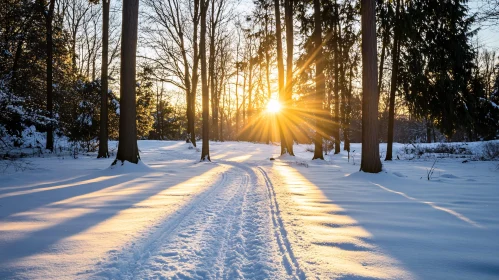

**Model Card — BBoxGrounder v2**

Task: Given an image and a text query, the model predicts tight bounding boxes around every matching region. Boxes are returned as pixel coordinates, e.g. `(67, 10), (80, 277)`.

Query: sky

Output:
(469, 0), (499, 50)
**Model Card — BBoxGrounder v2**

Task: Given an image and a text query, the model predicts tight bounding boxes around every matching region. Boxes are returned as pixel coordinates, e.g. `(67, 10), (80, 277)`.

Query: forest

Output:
(1, 1), (499, 279)
(1, 0), (499, 167)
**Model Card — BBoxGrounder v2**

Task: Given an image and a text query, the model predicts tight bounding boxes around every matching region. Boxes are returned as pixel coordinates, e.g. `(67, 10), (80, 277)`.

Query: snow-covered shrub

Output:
(399, 142), (474, 160)
(0, 77), (54, 156)
(429, 143), (472, 155)
(481, 142), (499, 161)
(60, 79), (119, 153)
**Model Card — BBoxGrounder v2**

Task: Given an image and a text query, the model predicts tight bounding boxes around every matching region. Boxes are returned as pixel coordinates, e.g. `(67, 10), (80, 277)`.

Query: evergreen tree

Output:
(403, 0), (478, 139)
(136, 67), (155, 139)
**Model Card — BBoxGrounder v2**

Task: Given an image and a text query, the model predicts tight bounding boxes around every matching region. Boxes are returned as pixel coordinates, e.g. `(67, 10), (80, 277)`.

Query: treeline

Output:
(1, 0), (499, 162)
(0, 0), (184, 155)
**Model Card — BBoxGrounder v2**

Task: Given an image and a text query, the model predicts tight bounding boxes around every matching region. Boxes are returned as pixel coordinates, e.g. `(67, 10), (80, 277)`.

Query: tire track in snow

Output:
(257, 166), (306, 280)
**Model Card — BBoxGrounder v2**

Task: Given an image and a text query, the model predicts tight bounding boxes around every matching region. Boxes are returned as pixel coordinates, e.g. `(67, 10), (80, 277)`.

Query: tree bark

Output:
(200, 0), (211, 161)
(312, 0), (324, 160)
(190, 0), (200, 147)
(333, 1), (341, 154)
(385, 0), (401, 161)
(42, 0), (56, 152)
(360, 0), (382, 173)
(284, 0), (294, 155)
(114, 0), (140, 164)
(274, 0), (286, 154)
(344, 60), (353, 152)
(209, 0), (218, 141)
(378, 20), (389, 100)
(98, 0), (110, 158)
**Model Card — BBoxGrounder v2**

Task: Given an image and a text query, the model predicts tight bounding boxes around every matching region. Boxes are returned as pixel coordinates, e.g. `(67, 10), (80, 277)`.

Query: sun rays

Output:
(236, 97), (339, 144)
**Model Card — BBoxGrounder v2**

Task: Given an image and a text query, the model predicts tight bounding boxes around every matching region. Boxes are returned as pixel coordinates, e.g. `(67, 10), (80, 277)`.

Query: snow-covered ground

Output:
(0, 141), (498, 279)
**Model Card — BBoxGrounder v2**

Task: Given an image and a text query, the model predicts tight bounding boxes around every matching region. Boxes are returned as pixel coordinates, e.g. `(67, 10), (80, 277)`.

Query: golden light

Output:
(266, 99), (282, 113)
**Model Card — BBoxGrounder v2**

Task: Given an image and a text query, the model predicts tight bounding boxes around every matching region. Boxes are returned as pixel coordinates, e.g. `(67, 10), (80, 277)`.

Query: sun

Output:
(266, 99), (282, 113)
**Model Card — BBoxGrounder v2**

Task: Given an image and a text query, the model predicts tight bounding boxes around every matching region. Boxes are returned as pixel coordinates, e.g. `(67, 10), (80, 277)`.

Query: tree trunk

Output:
(209, 0), (218, 141)
(187, 0), (200, 147)
(360, 0), (382, 173)
(200, 0), (210, 161)
(333, 1), (341, 154)
(378, 22), (389, 100)
(312, 0), (324, 160)
(114, 0), (140, 164)
(284, 0), (294, 155)
(43, 0), (56, 152)
(235, 36), (240, 139)
(98, 0), (110, 158)
(344, 58), (353, 152)
(385, 0), (401, 161)
(274, 0), (286, 154)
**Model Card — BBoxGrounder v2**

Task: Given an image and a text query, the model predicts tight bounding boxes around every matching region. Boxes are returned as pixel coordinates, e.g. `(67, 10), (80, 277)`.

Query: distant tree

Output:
(114, 0), (140, 164)
(360, 0), (382, 173)
(136, 67), (155, 139)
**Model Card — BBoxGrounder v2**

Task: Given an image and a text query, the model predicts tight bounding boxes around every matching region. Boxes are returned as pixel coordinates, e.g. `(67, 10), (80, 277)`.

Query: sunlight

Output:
(266, 99), (281, 113)
(0, 165), (231, 276)
(271, 163), (413, 279)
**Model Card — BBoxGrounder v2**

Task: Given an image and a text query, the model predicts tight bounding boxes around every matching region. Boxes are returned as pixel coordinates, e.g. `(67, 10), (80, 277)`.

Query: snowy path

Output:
(100, 162), (293, 279)
(1, 141), (499, 279)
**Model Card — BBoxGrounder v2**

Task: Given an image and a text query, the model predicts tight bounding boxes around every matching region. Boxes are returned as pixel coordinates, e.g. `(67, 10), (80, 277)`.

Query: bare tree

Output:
(143, 0), (201, 146)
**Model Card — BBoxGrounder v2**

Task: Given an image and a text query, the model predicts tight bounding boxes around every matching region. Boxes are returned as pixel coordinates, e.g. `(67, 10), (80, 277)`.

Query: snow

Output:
(480, 97), (499, 109)
(0, 141), (498, 279)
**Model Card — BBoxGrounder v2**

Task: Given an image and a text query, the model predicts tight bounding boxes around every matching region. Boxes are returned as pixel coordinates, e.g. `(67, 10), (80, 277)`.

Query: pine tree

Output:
(136, 67), (155, 139)
(403, 0), (478, 139)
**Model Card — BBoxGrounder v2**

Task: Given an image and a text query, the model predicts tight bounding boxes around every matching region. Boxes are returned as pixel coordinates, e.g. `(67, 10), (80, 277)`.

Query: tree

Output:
(312, 0), (324, 160)
(385, 0), (401, 161)
(200, 0), (211, 161)
(403, 0), (478, 140)
(98, 0), (110, 158)
(114, 0), (140, 164)
(274, 0), (286, 154)
(143, 0), (200, 146)
(38, 0), (56, 151)
(284, 0), (295, 155)
(136, 66), (155, 139)
(360, 0), (382, 173)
